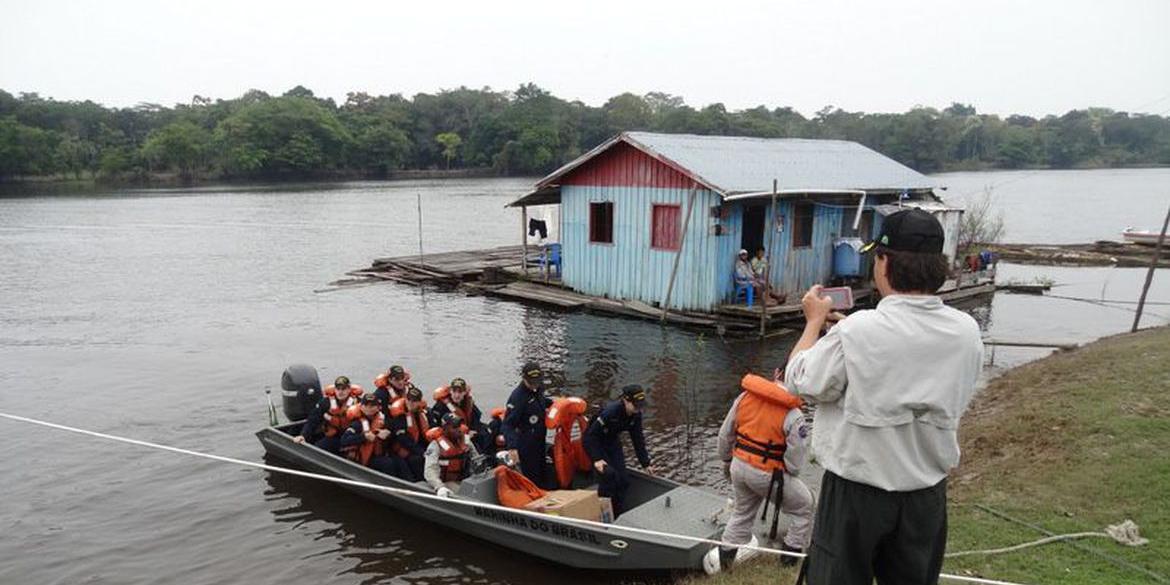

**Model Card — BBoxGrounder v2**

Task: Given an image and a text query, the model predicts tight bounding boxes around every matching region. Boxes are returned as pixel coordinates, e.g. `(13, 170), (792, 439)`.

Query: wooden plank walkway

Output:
(350, 246), (999, 334)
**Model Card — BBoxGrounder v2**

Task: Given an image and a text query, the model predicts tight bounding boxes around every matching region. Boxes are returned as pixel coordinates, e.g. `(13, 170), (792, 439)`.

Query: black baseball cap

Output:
(450, 377), (468, 390)
(387, 365), (406, 379)
(360, 394), (379, 405)
(620, 384), (646, 406)
(522, 361), (542, 381)
(442, 412), (464, 428)
(860, 209), (945, 254)
(334, 375), (351, 387)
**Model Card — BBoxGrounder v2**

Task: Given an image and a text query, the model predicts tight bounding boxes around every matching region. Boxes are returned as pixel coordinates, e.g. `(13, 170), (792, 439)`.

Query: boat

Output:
(1122, 227), (1166, 246)
(256, 364), (731, 572)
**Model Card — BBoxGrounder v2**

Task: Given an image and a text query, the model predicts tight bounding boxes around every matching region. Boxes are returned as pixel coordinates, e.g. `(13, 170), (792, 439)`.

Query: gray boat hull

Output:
(256, 424), (728, 571)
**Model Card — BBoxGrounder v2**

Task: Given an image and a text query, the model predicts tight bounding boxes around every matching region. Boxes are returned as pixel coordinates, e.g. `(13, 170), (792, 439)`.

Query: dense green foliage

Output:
(1, 85), (1168, 181)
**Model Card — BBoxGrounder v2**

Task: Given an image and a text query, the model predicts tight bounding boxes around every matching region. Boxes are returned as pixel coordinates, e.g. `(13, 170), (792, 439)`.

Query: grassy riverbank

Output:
(684, 325), (1170, 585)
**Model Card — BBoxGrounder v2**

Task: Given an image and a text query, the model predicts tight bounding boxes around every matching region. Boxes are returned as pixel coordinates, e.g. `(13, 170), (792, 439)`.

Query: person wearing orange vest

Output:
(429, 377), (488, 452)
(372, 364), (412, 412)
(388, 386), (430, 481)
(339, 394), (390, 465)
(293, 375), (364, 455)
(423, 413), (481, 497)
(583, 385), (651, 516)
(485, 407), (507, 467)
(703, 373), (813, 575)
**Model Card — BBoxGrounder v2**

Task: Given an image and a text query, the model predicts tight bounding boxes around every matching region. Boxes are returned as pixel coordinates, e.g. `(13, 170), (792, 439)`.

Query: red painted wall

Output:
(561, 142), (693, 188)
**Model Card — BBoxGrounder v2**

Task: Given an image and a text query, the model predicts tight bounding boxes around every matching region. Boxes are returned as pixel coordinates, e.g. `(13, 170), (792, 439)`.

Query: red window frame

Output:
(589, 202), (614, 244)
(650, 203), (682, 250)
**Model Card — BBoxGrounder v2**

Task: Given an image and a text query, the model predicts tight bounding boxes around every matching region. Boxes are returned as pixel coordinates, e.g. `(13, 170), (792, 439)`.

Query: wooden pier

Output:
(343, 246), (999, 334)
(985, 241), (1170, 268)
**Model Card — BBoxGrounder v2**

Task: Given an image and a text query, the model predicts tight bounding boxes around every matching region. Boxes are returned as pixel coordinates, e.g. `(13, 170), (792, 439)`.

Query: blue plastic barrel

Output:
(833, 238), (863, 277)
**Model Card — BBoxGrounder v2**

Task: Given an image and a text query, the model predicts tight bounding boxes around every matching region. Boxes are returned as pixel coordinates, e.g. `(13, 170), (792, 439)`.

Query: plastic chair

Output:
(541, 243), (562, 278)
(734, 279), (754, 307)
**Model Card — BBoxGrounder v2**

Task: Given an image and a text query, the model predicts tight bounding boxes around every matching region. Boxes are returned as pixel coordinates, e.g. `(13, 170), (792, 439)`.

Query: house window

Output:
(793, 203), (814, 248)
(651, 204), (682, 250)
(589, 202), (614, 244)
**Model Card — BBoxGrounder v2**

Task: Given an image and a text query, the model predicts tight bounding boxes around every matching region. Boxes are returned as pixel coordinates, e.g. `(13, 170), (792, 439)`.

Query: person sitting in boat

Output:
(373, 364), (413, 411)
(429, 377), (489, 452)
(293, 375), (364, 454)
(388, 386), (431, 481)
(339, 394), (390, 465)
(423, 413), (480, 497)
(502, 360), (553, 488)
(703, 373), (813, 574)
(583, 384), (652, 516)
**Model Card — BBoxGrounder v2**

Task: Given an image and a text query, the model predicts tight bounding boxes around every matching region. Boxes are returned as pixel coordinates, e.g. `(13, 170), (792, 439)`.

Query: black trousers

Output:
(805, 471), (948, 585)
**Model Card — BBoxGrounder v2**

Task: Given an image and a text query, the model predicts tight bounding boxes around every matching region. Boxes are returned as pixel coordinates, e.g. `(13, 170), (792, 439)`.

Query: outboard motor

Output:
(281, 364), (321, 422)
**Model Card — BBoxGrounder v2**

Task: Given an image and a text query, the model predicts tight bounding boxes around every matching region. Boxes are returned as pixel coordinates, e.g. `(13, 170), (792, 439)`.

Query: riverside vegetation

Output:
(2, 86), (1169, 184)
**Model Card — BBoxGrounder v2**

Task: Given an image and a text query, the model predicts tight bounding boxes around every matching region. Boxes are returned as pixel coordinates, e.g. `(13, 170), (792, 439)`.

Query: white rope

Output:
(0, 411), (1027, 585)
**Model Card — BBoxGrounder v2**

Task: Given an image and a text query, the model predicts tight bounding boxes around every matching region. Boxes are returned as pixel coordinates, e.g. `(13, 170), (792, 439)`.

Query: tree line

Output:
(1, 84), (1168, 182)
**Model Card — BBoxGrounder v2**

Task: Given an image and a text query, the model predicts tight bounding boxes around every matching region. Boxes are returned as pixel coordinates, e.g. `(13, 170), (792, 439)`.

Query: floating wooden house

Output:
(508, 132), (963, 312)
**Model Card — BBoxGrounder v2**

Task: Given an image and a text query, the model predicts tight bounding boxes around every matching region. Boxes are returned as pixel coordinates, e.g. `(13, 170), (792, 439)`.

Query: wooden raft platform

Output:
(347, 246), (999, 334)
(986, 241), (1170, 268)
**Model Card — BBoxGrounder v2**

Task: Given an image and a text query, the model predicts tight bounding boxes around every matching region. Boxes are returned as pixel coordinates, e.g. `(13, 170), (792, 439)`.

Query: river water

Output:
(1, 171), (1167, 584)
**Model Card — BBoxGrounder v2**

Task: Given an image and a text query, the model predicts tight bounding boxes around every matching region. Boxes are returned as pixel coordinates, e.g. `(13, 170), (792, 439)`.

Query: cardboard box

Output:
(524, 489), (601, 521)
(598, 497), (614, 524)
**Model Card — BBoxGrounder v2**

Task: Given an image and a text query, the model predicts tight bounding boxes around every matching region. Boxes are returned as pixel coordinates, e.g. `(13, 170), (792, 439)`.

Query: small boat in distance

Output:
(1122, 227), (1167, 246)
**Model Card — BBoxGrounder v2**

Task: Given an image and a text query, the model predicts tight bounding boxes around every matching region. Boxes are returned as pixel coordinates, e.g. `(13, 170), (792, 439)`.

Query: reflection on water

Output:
(1, 173), (1167, 584)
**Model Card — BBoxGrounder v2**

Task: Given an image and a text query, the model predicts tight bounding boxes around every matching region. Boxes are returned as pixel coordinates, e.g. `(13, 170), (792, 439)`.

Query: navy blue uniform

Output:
(299, 397), (346, 454)
(584, 400), (651, 514)
(502, 382), (552, 487)
(388, 409), (430, 481)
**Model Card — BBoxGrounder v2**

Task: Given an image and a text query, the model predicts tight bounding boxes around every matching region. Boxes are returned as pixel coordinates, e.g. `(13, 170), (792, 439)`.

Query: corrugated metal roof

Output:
(525, 132), (936, 201)
(622, 132), (936, 195)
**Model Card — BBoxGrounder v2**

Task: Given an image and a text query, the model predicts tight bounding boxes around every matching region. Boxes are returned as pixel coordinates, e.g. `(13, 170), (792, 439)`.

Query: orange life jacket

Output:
(342, 406), (385, 466)
(425, 427), (471, 483)
(432, 385), (477, 425)
(374, 373), (409, 401)
(389, 397), (430, 457)
(321, 385), (364, 437)
(489, 407), (506, 449)
(732, 374), (804, 472)
(495, 465), (546, 509)
(545, 396), (592, 489)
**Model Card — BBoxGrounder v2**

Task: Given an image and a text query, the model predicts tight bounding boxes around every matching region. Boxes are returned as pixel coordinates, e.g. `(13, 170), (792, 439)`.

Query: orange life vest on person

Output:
(489, 407), (507, 449)
(432, 385), (478, 424)
(732, 374), (804, 472)
(342, 406), (386, 466)
(321, 385), (364, 437)
(374, 372), (409, 401)
(425, 427), (471, 483)
(389, 397), (430, 457)
(545, 396), (592, 489)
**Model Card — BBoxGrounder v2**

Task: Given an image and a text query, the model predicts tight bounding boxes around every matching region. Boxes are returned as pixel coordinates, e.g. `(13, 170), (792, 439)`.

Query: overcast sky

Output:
(2, 0), (1168, 117)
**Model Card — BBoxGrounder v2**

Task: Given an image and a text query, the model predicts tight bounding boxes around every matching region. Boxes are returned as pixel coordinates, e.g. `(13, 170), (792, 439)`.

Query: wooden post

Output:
(1131, 202), (1170, 332)
(416, 193), (425, 265)
(661, 187), (699, 322)
(760, 179), (778, 337)
(521, 205), (529, 277)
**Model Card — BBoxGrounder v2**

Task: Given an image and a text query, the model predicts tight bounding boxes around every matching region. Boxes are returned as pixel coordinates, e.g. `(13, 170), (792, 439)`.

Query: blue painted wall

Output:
(561, 185), (724, 311)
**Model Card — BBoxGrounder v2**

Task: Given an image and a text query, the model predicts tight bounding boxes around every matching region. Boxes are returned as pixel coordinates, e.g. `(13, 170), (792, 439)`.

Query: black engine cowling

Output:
(281, 364), (321, 422)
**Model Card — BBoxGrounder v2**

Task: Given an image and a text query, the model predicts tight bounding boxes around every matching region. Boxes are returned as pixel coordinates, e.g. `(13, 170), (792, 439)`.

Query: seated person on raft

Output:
(388, 386), (431, 482)
(294, 375), (364, 454)
(424, 413), (481, 497)
(429, 377), (490, 453)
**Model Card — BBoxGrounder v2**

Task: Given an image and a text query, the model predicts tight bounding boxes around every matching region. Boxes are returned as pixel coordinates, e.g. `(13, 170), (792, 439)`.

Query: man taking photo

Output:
(786, 208), (984, 585)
